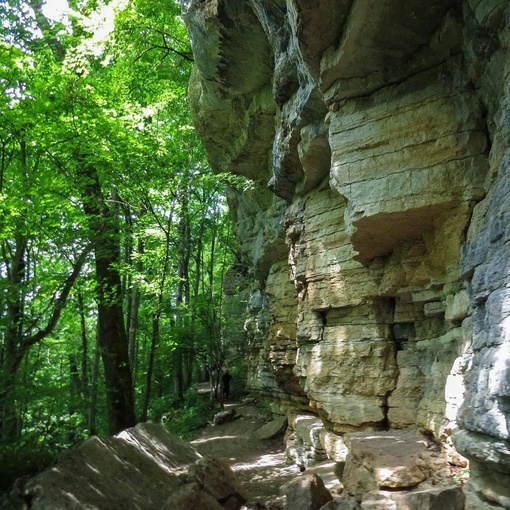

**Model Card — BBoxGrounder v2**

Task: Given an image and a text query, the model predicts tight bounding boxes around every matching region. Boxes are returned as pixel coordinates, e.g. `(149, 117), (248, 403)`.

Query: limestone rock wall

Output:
(183, 0), (510, 506)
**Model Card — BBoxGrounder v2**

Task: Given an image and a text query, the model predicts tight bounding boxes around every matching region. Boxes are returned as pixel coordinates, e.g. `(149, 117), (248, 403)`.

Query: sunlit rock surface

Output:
(1, 423), (245, 510)
(183, 0), (510, 506)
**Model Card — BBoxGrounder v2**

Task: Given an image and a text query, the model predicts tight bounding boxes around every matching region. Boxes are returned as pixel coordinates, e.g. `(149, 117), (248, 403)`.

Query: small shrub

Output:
(151, 387), (216, 440)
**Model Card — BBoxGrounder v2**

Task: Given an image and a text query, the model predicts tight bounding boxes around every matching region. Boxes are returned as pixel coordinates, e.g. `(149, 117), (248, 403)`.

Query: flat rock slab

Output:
(342, 430), (430, 500)
(214, 408), (238, 426)
(254, 416), (287, 440)
(361, 486), (465, 510)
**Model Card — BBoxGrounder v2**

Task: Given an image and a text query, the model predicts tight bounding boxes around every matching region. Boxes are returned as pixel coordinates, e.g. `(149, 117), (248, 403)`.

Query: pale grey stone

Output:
(255, 416), (288, 440)
(283, 473), (333, 510)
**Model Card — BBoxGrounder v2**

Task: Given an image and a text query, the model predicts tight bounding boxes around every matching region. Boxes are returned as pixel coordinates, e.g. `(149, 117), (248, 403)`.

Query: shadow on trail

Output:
(190, 398), (301, 507)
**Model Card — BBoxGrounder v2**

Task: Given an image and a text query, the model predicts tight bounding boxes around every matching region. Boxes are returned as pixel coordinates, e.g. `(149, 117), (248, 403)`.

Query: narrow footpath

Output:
(190, 396), (340, 509)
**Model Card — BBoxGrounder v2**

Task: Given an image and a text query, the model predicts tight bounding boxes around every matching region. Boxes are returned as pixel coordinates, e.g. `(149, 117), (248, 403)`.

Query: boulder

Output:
(254, 415), (287, 440)
(213, 408), (237, 426)
(0, 423), (245, 510)
(188, 455), (247, 509)
(361, 486), (465, 510)
(287, 414), (328, 467)
(162, 483), (224, 510)
(464, 488), (505, 510)
(319, 493), (359, 510)
(342, 431), (429, 501)
(283, 473), (333, 510)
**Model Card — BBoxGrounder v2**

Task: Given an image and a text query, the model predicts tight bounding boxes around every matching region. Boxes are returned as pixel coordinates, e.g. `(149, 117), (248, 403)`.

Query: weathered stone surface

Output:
(454, 429), (510, 473)
(213, 408), (237, 426)
(184, 0), (510, 505)
(445, 289), (470, 323)
(286, 414), (328, 467)
(342, 431), (430, 500)
(320, 431), (349, 463)
(282, 473), (333, 510)
(183, 0), (276, 181)
(188, 456), (248, 509)
(361, 486), (465, 510)
(320, 0), (460, 103)
(1, 423), (215, 510)
(245, 262), (305, 402)
(465, 488), (507, 510)
(228, 186), (288, 283)
(454, 429), (510, 507)
(320, 494), (360, 510)
(301, 339), (397, 427)
(162, 483), (224, 510)
(388, 327), (470, 436)
(456, 143), (510, 505)
(255, 415), (288, 440)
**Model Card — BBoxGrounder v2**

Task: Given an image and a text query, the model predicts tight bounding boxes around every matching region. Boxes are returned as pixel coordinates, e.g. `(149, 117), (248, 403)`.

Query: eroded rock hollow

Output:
(183, 1), (510, 507)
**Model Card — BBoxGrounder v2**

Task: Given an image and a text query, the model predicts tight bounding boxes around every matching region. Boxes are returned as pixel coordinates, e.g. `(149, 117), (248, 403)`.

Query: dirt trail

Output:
(191, 399), (298, 507)
(190, 396), (340, 508)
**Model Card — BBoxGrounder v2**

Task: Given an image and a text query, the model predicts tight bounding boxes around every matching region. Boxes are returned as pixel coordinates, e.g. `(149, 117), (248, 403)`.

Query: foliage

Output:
(0, 437), (59, 492)
(0, 0), (245, 487)
(157, 387), (216, 441)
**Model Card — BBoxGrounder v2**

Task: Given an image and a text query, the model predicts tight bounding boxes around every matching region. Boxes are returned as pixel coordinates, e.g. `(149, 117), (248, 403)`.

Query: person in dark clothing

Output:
(222, 370), (233, 399)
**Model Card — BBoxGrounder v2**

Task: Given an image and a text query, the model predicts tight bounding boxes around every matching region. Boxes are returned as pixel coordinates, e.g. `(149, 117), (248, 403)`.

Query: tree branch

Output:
(21, 242), (93, 350)
(133, 27), (194, 63)
(28, 0), (66, 61)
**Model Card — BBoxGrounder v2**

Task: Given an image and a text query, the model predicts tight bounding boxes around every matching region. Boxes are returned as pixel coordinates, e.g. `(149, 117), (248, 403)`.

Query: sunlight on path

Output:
(190, 399), (302, 507)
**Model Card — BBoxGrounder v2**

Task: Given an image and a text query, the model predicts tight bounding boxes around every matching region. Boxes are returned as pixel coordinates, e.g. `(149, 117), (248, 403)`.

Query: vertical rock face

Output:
(183, 0), (510, 505)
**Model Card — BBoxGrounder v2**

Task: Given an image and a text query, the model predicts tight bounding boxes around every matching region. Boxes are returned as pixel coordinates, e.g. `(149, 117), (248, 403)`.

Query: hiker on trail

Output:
(222, 370), (233, 399)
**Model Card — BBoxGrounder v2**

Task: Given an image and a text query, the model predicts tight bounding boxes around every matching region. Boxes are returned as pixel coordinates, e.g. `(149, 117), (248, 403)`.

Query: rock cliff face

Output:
(183, 0), (510, 507)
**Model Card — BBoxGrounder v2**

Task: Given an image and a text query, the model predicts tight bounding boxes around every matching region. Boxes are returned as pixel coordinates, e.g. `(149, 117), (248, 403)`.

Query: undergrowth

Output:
(152, 386), (217, 441)
(0, 437), (59, 493)
(0, 387), (219, 494)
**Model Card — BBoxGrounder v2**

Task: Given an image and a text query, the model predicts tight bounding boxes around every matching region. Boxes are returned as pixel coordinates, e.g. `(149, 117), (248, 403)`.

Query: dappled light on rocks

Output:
(183, 0), (510, 506)
(191, 401), (305, 507)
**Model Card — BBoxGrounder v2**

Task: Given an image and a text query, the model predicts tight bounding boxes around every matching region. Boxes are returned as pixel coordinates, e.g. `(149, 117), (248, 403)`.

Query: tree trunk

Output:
(173, 349), (184, 402)
(0, 359), (22, 441)
(174, 185), (190, 402)
(29, 2), (135, 436)
(141, 311), (159, 421)
(88, 324), (101, 436)
(79, 165), (135, 435)
(77, 292), (89, 403)
(128, 238), (143, 386)
(97, 289), (135, 434)
(68, 353), (81, 442)
(183, 352), (193, 389)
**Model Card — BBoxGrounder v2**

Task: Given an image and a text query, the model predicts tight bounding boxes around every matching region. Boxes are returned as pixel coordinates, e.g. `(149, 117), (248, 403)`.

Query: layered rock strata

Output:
(183, 0), (510, 506)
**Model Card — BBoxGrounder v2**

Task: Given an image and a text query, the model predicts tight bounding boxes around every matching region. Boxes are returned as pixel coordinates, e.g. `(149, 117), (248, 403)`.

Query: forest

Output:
(0, 0), (247, 489)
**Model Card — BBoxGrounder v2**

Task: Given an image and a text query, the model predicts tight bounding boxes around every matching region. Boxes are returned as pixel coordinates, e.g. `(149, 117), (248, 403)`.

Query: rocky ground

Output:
(190, 388), (468, 510)
(191, 399), (299, 508)
(0, 389), (470, 510)
(190, 397), (342, 508)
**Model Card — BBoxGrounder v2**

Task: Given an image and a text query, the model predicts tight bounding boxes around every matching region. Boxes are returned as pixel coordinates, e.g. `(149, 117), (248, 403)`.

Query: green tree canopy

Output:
(0, 0), (246, 488)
